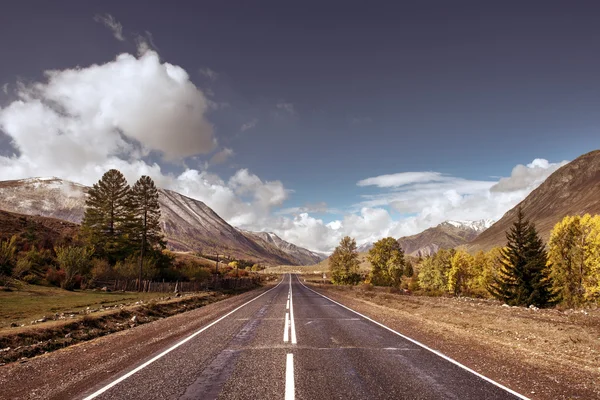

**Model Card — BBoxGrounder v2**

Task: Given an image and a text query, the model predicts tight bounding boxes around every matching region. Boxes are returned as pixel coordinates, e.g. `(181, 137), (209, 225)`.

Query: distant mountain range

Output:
(469, 149), (600, 251)
(0, 177), (325, 266)
(357, 219), (494, 256)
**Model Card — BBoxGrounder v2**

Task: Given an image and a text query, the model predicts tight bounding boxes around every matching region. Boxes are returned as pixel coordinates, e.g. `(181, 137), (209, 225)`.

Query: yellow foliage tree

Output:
(447, 249), (474, 296)
(548, 214), (600, 305)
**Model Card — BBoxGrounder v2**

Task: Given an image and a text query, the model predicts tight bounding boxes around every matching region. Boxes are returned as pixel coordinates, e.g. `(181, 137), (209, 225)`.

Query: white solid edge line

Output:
(82, 276), (285, 400)
(285, 353), (295, 400)
(296, 276), (530, 400)
(284, 312), (290, 342)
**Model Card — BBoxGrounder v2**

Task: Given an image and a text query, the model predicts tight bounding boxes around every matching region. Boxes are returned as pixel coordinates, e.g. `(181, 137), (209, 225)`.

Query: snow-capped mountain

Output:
(0, 177), (318, 266)
(441, 219), (495, 232)
(356, 219), (494, 257)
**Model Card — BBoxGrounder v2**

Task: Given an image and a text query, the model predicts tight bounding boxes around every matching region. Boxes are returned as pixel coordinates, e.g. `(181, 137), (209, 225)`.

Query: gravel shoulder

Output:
(308, 283), (600, 400)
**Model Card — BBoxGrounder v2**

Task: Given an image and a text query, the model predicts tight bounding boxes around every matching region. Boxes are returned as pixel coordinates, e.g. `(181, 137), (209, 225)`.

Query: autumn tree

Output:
(447, 249), (474, 296)
(82, 169), (131, 263)
(130, 175), (165, 287)
(417, 248), (455, 293)
(329, 236), (361, 285)
(488, 208), (556, 307)
(548, 214), (600, 305)
(368, 237), (406, 287)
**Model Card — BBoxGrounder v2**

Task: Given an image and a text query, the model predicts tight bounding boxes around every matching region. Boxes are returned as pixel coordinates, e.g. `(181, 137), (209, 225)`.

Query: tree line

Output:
(329, 208), (600, 308)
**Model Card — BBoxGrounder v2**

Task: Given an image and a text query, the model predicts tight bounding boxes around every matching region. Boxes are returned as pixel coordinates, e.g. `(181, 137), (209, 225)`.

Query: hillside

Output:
(240, 231), (324, 265)
(0, 178), (316, 265)
(469, 150), (600, 251)
(0, 209), (78, 250)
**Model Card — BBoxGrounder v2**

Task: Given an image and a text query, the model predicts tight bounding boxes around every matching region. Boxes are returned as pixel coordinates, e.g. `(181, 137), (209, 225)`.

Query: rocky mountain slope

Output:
(356, 220), (492, 257)
(0, 177), (317, 265)
(240, 230), (324, 265)
(469, 149), (600, 251)
(397, 220), (493, 256)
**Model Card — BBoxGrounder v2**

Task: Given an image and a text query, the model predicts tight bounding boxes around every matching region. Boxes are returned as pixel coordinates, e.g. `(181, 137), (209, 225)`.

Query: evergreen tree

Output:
(367, 237), (406, 287)
(329, 236), (361, 285)
(81, 169), (131, 263)
(488, 208), (556, 307)
(130, 176), (165, 287)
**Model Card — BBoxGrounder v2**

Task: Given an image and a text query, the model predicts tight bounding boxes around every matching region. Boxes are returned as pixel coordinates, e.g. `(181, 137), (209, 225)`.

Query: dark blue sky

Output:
(0, 1), (598, 249)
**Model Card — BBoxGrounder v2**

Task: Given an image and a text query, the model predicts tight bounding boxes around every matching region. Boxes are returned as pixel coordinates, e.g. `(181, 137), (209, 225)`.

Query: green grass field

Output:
(0, 284), (166, 329)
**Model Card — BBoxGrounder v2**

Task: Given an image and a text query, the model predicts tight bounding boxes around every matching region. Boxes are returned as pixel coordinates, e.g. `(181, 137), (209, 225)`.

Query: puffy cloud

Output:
(0, 50), (215, 165)
(209, 148), (234, 165)
(490, 158), (568, 192)
(94, 13), (124, 41)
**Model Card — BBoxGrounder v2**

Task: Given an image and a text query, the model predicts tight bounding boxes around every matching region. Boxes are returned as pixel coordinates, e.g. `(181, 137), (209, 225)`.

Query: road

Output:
(71, 274), (527, 400)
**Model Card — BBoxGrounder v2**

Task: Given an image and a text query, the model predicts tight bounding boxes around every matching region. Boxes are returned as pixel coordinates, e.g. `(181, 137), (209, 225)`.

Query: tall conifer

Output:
(130, 176), (165, 286)
(488, 208), (556, 307)
(82, 169), (131, 263)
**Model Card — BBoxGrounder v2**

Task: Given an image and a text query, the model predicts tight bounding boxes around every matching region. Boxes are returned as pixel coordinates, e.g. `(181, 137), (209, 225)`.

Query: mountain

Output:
(0, 177), (316, 265)
(240, 230), (325, 265)
(397, 219), (494, 257)
(355, 220), (493, 257)
(469, 150), (600, 251)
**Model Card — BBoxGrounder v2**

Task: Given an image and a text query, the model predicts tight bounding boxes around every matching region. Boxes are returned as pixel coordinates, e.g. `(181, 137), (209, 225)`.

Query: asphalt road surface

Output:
(79, 274), (528, 400)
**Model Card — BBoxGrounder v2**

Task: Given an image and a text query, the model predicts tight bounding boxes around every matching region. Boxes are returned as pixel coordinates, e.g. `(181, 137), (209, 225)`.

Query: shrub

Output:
(12, 258), (33, 279)
(46, 268), (66, 287)
(114, 255), (158, 280)
(55, 246), (93, 290)
(23, 273), (40, 284)
(0, 236), (18, 275)
(90, 259), (114, 283)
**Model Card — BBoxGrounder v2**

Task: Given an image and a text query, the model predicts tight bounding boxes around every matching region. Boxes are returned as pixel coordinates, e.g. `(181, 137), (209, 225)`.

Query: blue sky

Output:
(0, 1), (598, 251)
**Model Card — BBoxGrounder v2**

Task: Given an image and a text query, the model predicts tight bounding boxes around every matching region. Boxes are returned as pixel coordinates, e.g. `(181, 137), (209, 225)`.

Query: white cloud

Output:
(209, 148), (234, 165)
(94, 13), (125, 41)
(490, 158), (568, 192)
(240, 119), (258, 132)
(199, 68), (218, 81)
(2, 84), (8, 95)
(276, 102), (295, 115)
(0, 50), (215, 164)
(357, 171), (446, 188)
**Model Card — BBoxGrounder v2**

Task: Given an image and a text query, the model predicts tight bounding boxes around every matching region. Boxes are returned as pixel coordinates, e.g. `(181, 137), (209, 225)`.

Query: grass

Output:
(0, 283), (166, 329)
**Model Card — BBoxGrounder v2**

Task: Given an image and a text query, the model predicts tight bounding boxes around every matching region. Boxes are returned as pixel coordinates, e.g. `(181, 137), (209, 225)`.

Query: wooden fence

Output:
(92, 276), (260, 293)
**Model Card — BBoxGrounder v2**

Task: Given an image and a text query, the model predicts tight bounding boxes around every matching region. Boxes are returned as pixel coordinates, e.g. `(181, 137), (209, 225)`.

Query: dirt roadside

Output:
(0, 284), (273, 400)
(307, 283), (600, 400)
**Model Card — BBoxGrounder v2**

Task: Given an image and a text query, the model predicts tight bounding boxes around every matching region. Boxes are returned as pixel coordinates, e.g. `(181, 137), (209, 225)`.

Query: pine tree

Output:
(488, 208), (556, 307)
(329, 236), (361, 285)
(82, 169), (131, 263)
(130, 176), (165, 287)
